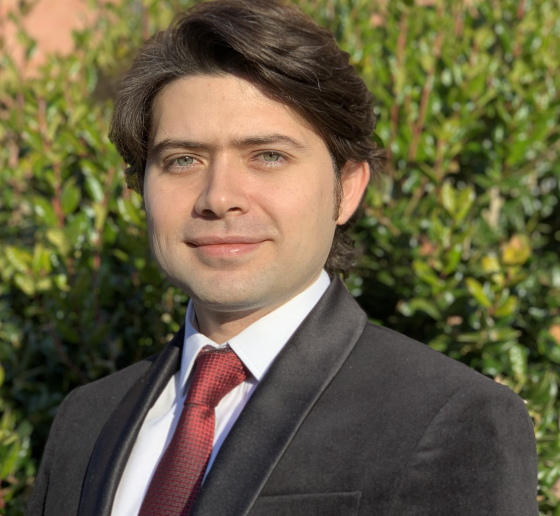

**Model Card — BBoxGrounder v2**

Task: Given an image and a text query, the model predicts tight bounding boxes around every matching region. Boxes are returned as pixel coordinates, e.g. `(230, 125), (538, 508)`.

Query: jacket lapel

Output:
(192, 277), (368, 516)
(78, 326), (184, 516)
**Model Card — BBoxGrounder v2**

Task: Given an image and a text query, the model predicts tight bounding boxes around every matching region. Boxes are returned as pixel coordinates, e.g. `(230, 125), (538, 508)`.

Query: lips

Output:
(186, 236), (267, 258)
(187, 236), (265, 246)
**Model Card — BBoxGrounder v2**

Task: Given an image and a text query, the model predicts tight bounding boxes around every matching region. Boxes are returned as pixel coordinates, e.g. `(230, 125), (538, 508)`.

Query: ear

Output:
(336, 161), (370, 225)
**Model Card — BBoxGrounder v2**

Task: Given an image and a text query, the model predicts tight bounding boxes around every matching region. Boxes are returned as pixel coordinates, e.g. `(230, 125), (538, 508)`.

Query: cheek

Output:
(144, 194), (169, 236)
(259, 171), (335, 241)
(144, 172), (163, 224)
(144, 174), (189, 230)
(144, 192), (169, 257)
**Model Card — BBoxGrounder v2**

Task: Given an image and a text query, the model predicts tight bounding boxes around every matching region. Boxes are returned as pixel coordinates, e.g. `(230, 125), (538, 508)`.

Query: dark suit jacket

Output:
(25, 278), (538, 516)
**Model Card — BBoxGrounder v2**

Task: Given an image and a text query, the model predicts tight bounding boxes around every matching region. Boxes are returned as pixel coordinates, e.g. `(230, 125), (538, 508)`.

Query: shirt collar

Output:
(180, 269), (331, 392)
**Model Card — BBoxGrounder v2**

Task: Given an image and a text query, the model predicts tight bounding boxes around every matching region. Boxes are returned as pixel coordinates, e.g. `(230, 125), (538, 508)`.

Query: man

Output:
(26, 1), (538, 515)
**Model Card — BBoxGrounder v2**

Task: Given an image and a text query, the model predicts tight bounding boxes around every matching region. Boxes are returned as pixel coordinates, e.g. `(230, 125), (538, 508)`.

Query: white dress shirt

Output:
(111, 270), (330, 516)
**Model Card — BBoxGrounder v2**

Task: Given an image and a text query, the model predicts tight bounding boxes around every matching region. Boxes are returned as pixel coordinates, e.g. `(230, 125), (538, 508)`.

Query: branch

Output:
(386, 10), (409, 165)
(52, 162), (65, 227)
(403, 176), (429, 218)
(91, 166), (115, 322)
(38, 97), (64, 227)
(408, 29), (443, 163)
(513, 0), (526, 59)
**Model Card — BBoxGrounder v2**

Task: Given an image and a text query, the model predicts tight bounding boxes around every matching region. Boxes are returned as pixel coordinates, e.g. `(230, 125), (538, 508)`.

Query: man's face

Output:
(145, 74), (356, 315)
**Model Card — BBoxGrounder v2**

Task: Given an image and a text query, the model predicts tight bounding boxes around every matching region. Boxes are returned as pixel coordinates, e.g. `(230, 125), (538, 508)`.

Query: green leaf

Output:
(413, 261), (443, 290)
(481, 255), (500, 274)
(68, 103), (89, 126)
(102, 217), (119, 246)
(454, 186), (475, 223)
(0, 441), (21, 478)
(501, 234), (532, 266)
(54, 274), (70, 292)
(85, 176), (104, 203)
(23, 129), (44, 153)
(66, 212), (89, 247)
(32, 196), (59, 226)
(409, 298), (442, 320)
(112, 249), (129, 262)
(14, 273), (35, 297)
(61, 177), (81, 214)
(457, 332), (486, 343)
(372, 131), (384, 149)
(117, 198), (144, 226)
(428, 334), (449, 352)
(528, 370), (557, 406)
(494, 296), (518, 318)
(35, 276), (53, 292)
(32, 243), (52, 275)
(465, 278), (492, 308)
(46, 228), (72, 256)
(488, 328), (521, 342)
(508, 344), (527, 383)
(441, 181), (456, 216)
(5, 246), (32, 274)
(93, 203), (108, 231)
(443, 243), (462, 275)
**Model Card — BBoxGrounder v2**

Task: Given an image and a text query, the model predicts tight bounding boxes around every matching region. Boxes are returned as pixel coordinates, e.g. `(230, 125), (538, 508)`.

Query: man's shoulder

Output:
(352, 321), (521, 404)
(57, 353), (158, 421)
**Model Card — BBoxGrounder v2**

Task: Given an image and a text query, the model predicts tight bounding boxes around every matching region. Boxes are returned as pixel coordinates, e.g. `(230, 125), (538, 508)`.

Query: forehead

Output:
(149, 74), (323, 147)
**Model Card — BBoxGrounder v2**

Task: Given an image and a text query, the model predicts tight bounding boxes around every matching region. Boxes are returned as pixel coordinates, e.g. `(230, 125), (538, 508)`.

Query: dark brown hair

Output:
(110, 0), (385, 276)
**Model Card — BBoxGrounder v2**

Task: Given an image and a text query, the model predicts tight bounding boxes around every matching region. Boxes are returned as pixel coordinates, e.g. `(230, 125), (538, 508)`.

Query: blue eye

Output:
(175, 156), (194, 166)
(262, 152), (281, 162)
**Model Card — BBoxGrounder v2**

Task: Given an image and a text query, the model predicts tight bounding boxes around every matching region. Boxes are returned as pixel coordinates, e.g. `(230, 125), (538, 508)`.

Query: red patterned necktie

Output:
(139, 347), (249, 516)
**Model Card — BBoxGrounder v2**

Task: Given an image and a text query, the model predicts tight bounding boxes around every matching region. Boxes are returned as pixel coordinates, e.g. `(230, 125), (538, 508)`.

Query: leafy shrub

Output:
(1, 0), (559, 514)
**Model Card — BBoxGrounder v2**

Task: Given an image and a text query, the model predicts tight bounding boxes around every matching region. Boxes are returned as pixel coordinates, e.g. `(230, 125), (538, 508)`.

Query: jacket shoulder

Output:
(65, 354), (157, 411)
(358, 321), (511, 395)
(357, 324), (538, 515)
(24, 354), (159, 516)
(331, 322), (537, 515)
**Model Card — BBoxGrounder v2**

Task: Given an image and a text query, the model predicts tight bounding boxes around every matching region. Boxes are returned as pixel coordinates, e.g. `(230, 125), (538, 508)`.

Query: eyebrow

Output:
(233, 134), (306, 149)
(147, 133), (307, 160)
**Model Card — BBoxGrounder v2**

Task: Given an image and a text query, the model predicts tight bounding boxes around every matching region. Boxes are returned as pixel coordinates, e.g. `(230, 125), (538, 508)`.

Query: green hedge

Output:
(1, 0), (559, 514)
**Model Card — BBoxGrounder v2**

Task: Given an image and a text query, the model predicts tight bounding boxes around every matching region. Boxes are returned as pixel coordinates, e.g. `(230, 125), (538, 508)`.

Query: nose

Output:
(194, 159), (250, 218)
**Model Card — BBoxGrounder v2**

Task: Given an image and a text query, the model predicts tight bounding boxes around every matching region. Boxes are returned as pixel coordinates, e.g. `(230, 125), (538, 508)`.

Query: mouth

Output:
(186, 237), (267, 258)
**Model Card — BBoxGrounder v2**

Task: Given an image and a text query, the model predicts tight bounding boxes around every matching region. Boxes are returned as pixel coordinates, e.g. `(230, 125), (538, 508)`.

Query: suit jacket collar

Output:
(78, 327), (184, 516)
(78, 277), (367, 516)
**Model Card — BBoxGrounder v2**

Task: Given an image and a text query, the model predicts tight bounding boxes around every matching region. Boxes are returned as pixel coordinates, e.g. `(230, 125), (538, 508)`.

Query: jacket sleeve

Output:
(24, 388), (79, 516)
(388, 381), (538, 516)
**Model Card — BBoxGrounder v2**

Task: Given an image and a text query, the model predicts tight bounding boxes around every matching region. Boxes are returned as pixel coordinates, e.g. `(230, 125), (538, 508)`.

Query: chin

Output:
(171, 268), (278, 313)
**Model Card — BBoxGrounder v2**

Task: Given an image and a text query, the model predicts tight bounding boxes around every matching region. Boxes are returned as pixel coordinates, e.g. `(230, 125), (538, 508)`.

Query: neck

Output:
(192, 303), (282, 345)
(191, 272), (323, 344)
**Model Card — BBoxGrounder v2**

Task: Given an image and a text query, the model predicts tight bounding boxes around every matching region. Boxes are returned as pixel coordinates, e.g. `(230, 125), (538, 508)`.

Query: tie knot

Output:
(186, 347), (249, 409)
